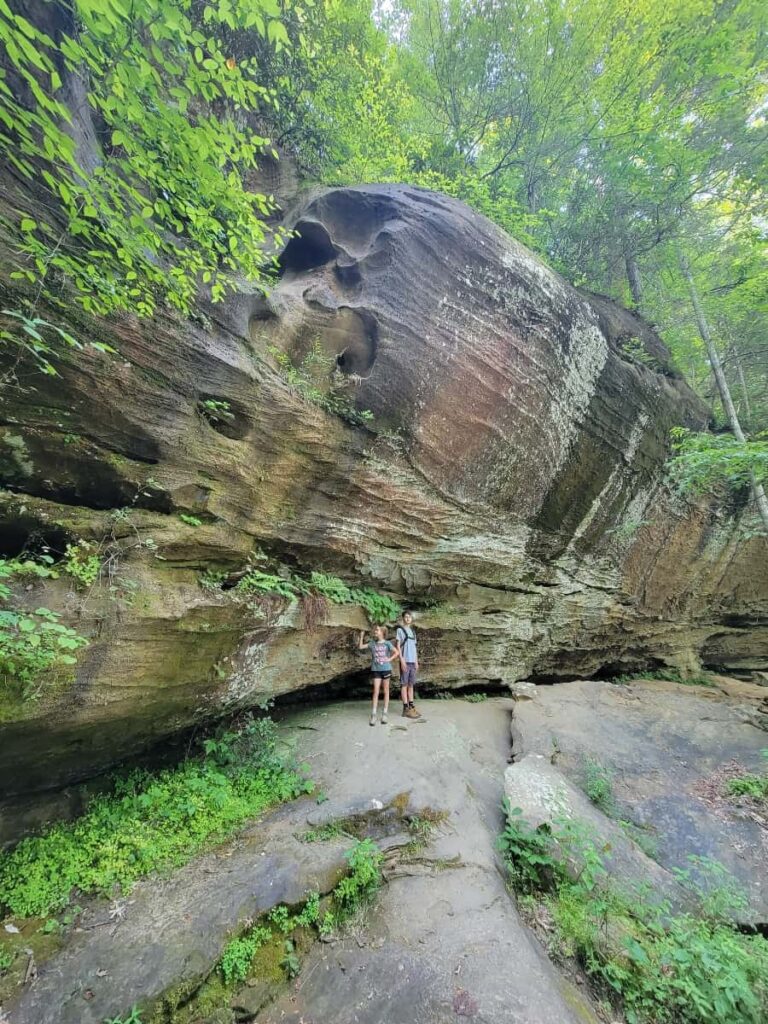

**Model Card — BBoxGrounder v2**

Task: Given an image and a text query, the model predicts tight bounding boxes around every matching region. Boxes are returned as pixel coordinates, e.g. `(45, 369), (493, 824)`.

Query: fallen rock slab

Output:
(510, 678), (768, 922)
(5, 800), (350, 1024)
(504, 754), (692, 911)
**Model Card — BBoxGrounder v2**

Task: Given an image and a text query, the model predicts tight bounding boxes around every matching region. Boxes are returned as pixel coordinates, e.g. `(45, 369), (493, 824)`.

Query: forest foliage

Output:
(0, 0), (766, 483)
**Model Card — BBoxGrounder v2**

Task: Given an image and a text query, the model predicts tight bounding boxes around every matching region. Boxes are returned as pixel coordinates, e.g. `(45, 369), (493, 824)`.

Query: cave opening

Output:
(0, 513), (72, 561)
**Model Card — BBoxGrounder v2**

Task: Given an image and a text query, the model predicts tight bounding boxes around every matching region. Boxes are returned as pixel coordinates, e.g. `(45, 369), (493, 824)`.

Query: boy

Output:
(396, 611), (421, 719)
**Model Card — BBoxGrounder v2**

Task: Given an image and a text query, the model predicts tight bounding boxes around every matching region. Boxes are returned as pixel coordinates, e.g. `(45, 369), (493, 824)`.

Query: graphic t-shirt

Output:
(368, 640), (395, 673)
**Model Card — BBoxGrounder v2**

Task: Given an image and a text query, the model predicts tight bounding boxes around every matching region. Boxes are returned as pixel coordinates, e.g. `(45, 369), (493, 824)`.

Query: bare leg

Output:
(382, 679), (390, 714)
(371, 676), (381, 715)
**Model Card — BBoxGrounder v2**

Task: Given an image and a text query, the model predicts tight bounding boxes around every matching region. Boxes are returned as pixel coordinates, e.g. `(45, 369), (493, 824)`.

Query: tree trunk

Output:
(625, 250), (643, 308)
(731, 343), (753, 428)
(679, 250), (768, 532)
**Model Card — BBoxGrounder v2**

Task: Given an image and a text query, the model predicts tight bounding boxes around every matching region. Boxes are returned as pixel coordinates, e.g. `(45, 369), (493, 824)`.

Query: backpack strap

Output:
(397, 626), (414, 648)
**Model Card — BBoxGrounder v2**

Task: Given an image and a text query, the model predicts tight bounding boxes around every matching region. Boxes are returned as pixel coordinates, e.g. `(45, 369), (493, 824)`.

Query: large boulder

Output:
(509, 677), (768, 922)
(1, 180), (767, 825)
(504, 754), (691, 912)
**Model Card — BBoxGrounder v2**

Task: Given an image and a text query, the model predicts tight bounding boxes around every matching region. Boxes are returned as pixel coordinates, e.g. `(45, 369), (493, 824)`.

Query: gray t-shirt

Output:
(368, 640), (395, 673)
(396, 626), (417, 663)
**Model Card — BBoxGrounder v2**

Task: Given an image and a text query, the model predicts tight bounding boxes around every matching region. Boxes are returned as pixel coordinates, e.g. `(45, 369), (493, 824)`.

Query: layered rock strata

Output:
(1, 183), (766, 814)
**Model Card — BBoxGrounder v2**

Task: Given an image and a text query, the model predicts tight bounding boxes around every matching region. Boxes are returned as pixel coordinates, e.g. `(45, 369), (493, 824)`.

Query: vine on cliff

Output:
(0, 0), (302, 377)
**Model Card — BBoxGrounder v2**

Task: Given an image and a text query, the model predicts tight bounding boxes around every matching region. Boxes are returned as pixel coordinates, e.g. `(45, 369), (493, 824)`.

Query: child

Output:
(357, 625), (400, 726)
(396, 611), (421, 719)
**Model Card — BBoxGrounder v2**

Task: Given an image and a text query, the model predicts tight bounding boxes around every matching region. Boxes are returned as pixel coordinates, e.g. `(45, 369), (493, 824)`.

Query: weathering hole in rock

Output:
(278, 220), (337, 274)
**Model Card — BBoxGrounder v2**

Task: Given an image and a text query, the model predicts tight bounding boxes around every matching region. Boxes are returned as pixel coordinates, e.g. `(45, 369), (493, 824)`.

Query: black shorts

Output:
(371, 671), (391, 681)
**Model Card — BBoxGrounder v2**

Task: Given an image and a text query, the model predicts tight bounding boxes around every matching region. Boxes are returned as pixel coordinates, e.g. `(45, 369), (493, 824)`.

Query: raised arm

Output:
(356, 629), (368, 651)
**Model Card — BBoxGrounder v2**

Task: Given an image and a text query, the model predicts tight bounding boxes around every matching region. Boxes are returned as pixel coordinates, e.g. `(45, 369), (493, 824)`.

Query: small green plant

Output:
(236, 569), (299, 602)
(178, 513), (203, 527)
(0, 555), (89, 703)
(608, 516), (650, 540)
(63, 541), (101, 588)
(219, 890), (320, 985)
(498, 805), (559, 891)
(269, 342), (374, 428)
(610, 668), (714, 688)
(301, 821), (347, 843)
(226, 564), (400, 624)
(0, 555), (58, 598)
(727, 774), (768, 801)
(583, 756), (615, 814)
(281, 938), (301, 978)
(619, 336), (665, 371)
(0, 948), (14, 971)
(199, 569), (228, 591)
(219, 924), (271, 984)
(104, 1009), (143, 1024)
(464, 692), (488, 703)
(199, 398), (235, 425)
(316, 838), (384, 938)
(333, 839), (383, 913)
(619, 819), (658, 860)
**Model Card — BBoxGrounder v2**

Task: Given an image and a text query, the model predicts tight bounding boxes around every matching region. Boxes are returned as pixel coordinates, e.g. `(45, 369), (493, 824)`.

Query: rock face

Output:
(1, 181), (767, 820)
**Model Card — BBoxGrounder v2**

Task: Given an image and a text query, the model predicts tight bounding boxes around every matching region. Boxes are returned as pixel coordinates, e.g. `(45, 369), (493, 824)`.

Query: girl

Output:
(358, 626), (400, 726)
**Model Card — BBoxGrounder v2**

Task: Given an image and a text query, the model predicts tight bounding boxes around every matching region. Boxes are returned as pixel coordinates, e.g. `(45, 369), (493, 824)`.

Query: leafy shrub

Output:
(464, 692), (488, 703)
(499, 806), (768, 1024)
(0, 606), (88, 697)
(668, 428), (768, 498)
(62, 542), (101, 589)
(498, 806), (558, 891)
(0, 556), (89, 701)
(0, 716), (311, 918)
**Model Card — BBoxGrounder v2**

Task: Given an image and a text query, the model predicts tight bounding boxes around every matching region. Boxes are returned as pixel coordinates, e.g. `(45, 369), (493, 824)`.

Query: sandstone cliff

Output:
(1, 182), (766, 816)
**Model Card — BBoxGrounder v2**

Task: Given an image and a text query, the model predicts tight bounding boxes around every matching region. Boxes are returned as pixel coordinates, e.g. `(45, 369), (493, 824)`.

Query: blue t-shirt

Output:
(396, 626), (417, 663)
(368, 640), (395, 673)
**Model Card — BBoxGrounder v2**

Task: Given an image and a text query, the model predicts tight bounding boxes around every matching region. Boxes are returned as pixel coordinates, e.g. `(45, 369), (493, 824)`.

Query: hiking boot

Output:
(409, 704), (422, 718)
(381, 711), (388, 725)
(405, 706), (421, 719)
(369, 713), (376, 726)
(401, 706), (411, 717)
